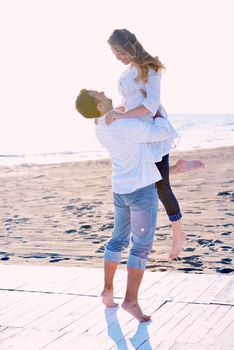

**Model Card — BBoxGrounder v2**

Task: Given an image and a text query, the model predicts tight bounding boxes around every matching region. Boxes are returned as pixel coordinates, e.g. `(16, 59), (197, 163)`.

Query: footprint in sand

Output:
(182, 255), (203, 268)
(220, 258), (232, 265)
(100, 224), (114, 231)
(1, 256), (10, 261)
(96, 245), (106, 253)
(64, 229), (77, 234)
(197, 239), (213, 246)
(49, 257), (70, 263)
(221, 245), (232, 251)
(177, 267), (203, 273)
(216, 267), (234, 274)
(213, 240), (223, 244)
(217, 191), (232, 196)
(221, 231), (232, 236)
(92, 240), (101, 244)
(183, 247), (196, 252)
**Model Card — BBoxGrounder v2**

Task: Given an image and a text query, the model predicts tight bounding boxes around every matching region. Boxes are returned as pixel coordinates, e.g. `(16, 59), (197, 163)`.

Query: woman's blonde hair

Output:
(108, 28), (165, 83)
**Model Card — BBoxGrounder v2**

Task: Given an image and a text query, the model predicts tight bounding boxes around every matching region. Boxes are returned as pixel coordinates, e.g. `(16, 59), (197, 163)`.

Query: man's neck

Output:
(100, 105), (113, 115)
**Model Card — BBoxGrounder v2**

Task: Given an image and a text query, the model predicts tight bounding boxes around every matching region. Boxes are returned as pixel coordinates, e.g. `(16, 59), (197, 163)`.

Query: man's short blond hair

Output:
(75, 89), (101, 118)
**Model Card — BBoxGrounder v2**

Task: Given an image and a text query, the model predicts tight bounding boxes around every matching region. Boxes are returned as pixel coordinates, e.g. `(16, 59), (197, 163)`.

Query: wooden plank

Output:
(88, 299), (165, 339)
(195, 275), (233, 304)
(0, 328), (63, 350)
(174, 304), (219, 343)
(148, 303), (206, 348)
(0, 265), (29, 290)
(140, 272), (188, 301)
(0, 290), (29, 313)
(201, 307), (234, 345)
(156, 272), (198, 302)
(148, 340), (223, 349)
(216, 320), (234, 346)
(0, 326), (24, 343)
(178, 305), (231, 344)
(212, 279), (234, 306)
(172, 274), (218, 303)
(60, 268), (106, 295)
(0, 292), (73, 328)
(42, 334), (113, 350)
(83, 269), (126, 297)
(31, 296), (102, 332)
(0, 266), (234, 350)
(99, 302), (186, 350)
(29, 295), (90, 330)
(0, 264), (80, 293)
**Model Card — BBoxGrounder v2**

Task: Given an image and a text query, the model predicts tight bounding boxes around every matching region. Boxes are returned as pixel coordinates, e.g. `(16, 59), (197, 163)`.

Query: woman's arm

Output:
(105, 104), (150, 125)
(105, 70), (161, 125)
(114, 106), (125, 112)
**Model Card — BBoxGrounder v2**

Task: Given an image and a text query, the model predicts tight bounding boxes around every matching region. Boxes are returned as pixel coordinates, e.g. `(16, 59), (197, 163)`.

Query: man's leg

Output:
(101, 260), (119, 307)
(101, 192), (131, 307)
(122, 184), (157, 322)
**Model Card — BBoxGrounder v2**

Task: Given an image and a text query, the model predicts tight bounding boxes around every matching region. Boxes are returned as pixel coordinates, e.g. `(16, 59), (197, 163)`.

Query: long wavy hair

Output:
(108, 28), (165, 83)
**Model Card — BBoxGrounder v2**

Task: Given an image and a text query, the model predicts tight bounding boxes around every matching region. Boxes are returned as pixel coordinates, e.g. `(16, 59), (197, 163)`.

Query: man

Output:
(75, 89), (204, 322)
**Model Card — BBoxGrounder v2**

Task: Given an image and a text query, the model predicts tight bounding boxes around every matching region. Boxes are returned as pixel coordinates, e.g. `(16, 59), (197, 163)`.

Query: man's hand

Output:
(105, 110), (122, 125)
(94, 118), (99, 125)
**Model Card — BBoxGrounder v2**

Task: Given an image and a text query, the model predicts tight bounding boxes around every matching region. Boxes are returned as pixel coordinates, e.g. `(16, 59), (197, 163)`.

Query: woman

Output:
(105, 28), (186, 260)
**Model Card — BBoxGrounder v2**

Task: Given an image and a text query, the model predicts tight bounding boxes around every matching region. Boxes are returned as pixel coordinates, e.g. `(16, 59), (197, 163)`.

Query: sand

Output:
(0, 146), (233, 274)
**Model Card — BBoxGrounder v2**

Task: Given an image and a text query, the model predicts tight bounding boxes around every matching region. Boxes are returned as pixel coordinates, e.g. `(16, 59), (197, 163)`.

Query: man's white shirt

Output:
(95, 116), (176, 194)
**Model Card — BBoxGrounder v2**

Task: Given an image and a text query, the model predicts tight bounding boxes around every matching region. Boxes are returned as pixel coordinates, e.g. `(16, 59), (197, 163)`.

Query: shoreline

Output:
(0, 146), (233, 274)
(0, 145), (234, 168)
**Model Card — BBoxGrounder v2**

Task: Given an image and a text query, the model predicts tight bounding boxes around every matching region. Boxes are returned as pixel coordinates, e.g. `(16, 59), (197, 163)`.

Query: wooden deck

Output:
(0, 264), (233, 349)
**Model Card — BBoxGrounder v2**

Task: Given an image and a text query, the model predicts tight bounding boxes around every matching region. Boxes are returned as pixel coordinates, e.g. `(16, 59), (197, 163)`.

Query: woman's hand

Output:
(105, 110), (123, 125)
(114, 106), (125, 112)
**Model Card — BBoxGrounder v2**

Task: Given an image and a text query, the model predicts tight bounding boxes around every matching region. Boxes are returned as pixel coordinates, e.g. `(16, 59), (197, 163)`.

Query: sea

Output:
(0, 114), (234, 166)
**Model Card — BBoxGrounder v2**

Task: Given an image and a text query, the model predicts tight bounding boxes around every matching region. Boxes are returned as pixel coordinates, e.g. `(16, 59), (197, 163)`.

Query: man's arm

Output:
(123, 118), (171, 143)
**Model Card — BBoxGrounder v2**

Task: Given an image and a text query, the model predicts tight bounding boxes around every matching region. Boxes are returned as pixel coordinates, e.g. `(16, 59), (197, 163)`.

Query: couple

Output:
(75, 29), (204, 322)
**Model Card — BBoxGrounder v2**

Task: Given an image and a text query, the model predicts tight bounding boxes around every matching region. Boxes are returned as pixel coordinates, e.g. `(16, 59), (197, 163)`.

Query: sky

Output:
(0, 0), (233, 144)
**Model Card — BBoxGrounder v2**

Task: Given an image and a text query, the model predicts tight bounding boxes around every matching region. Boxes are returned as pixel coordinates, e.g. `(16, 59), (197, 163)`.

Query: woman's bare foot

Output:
(101, 289), (118, 308)
(175, 159), (205, 174)
(122, 300), (151, 322)
(169, 231), (187, 260)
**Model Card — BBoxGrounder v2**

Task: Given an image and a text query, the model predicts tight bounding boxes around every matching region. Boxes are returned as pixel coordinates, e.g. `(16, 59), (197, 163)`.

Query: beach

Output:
(0, 146), (233, 274)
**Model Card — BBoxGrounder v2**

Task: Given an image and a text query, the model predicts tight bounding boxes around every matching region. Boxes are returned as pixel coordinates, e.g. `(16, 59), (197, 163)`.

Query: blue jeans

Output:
(104, 184), (158, 270)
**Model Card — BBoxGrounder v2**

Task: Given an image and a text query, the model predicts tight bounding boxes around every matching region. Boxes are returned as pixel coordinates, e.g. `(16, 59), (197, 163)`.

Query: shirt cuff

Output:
(142, 99), (159, 115)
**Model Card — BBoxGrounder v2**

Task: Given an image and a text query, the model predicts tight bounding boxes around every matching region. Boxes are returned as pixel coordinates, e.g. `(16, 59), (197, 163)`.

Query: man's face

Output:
(88, 90), (112, 109)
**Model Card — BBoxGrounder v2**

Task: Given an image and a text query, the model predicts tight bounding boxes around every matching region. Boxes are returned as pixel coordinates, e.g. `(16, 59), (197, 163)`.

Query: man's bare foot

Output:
(169, 231), (187, 260)
(175, 159), (205, 174)
(101, 289), (118, 308)
(122, 300), (151, 322)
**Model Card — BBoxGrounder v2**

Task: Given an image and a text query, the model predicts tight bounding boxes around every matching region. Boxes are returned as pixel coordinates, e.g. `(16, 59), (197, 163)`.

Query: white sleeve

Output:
(123, 118), (170, 143)
(141, 70), (161, 115)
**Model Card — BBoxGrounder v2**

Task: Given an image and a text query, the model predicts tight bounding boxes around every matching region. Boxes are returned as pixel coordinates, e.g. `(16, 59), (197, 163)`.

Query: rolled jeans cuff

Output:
(104, 248), (122, 263)
(127, 254), (147, 270)
(169, 212), (183, 222)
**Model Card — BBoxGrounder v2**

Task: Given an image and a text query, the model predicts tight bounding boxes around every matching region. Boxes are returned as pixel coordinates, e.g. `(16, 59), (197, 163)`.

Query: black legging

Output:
(155, 154), (182, 222)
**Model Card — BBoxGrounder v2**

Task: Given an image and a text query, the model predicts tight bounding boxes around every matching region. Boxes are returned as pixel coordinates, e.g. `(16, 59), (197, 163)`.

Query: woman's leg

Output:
(155, 154), (186, 259)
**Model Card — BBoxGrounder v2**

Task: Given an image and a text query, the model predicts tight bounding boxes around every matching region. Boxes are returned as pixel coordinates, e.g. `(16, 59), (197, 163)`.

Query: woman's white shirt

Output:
(118, 65), (180, 161)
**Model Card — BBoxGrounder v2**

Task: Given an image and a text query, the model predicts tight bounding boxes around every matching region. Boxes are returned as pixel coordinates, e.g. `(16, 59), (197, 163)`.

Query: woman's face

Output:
(111, 47), (131, 65)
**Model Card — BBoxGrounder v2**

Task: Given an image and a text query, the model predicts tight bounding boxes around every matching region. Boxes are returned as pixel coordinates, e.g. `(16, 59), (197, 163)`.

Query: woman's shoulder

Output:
(148, 66), (162, 77)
